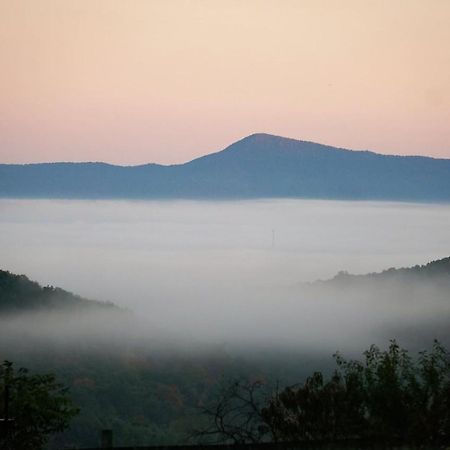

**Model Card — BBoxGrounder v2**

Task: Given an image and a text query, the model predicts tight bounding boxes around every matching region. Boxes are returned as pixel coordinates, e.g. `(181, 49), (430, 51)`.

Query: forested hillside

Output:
(0, 270), (117, 313)
(1, 257), (450, 448)
(328, 256), (450, 283)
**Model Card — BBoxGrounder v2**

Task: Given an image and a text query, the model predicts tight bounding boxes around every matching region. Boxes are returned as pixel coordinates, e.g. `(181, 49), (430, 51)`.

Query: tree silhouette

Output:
(0, 360), (79, 450)
(197, 341), (450, 445)
(192, 378), (272, 444)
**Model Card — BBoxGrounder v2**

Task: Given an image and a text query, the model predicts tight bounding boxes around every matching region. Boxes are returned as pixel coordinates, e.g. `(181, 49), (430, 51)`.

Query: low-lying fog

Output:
(1, 199), (450, 354)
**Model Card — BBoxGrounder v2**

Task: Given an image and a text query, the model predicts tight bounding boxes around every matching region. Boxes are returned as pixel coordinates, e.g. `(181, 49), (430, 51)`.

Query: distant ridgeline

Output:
(0, 270), (117, 313)
(1, 133), (450, 201)
(324, 256), (450, 286)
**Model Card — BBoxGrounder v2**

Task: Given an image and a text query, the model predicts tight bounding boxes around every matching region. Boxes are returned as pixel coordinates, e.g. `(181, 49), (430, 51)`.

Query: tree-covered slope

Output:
(0, 270), (117, 313)
(327, 256), (450, 285)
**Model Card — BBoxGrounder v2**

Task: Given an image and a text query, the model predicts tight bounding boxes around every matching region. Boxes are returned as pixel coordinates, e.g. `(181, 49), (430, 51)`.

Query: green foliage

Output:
(264, 340), (450, 444)
(262, 370), (366, 442)
(202, 341), (450, 445)
(0, 360), (79, 450)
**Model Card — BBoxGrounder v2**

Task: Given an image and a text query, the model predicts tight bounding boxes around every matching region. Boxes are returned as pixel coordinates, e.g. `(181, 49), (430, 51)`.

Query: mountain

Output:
(0, 269), (118, 313)
(1, 133), (450, 201)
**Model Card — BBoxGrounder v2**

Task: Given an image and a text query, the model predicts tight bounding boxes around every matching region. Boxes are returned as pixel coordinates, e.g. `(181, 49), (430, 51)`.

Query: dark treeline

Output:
(3, 341), (450, 449)
(0, 270), (117, 313)
(327, 256), (450, 285)
(197, 341), (450, 446)
(0, 341), (450, 449)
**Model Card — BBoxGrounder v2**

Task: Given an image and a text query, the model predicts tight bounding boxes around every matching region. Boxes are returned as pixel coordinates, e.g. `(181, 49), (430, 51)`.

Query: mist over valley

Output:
(1, 197), (450, 449)
(1, 198), (449, 354)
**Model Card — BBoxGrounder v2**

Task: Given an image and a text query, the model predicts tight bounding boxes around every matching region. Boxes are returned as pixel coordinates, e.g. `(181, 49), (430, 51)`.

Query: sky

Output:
(0, 0), (449, 165)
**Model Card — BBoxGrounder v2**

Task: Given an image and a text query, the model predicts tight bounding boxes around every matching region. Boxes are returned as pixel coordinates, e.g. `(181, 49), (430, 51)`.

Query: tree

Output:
(192, 378), (273, 444)
(196, 341), (450, 446)
(0, 360), (79, 450)
(334, 340), (450, 443)
(261, 370), (366, 442)
(263, 340), (450, 444)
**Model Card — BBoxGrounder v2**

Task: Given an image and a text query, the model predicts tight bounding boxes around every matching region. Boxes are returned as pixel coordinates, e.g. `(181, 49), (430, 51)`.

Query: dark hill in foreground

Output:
(1, 133), (450, 201)
(0, 270), (117, 313)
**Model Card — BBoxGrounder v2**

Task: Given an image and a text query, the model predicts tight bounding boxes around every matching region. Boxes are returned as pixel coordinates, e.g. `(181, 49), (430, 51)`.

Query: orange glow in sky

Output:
(1, 0), (449, 164)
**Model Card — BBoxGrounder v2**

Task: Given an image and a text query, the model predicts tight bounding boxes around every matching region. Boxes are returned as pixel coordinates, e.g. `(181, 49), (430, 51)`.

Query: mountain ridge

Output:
(1, 133), (450, 201)
(2, 133), (450, 168)
(325, 256), (450, 284)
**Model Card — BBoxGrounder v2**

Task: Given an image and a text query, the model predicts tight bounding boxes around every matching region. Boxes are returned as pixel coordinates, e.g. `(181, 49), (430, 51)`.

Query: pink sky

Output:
(0, 0), (449, 165)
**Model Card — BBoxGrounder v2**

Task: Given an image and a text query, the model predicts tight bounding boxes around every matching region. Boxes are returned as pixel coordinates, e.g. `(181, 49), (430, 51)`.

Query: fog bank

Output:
(1, 199), (449, 354)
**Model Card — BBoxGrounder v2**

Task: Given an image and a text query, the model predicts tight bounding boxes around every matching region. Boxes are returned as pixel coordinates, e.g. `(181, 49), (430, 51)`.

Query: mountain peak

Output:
(217, 133), (346, 160)
(229, 133), (339, 153)
(244, 132), (278, 140)
(238, 132), (297, 145)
